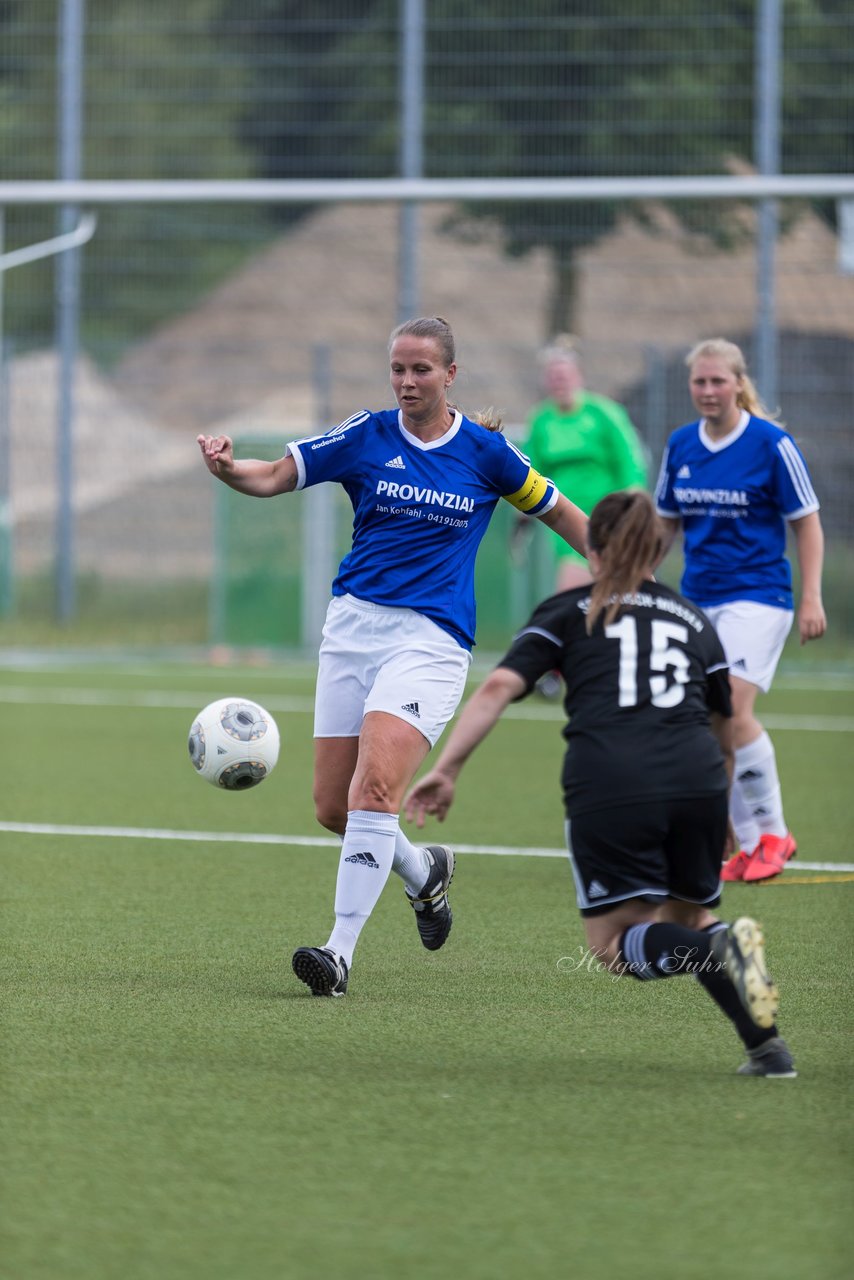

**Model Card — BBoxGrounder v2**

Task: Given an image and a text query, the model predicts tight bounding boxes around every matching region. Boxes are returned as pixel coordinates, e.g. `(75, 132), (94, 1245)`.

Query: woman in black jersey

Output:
(405, 490), (796, 1077)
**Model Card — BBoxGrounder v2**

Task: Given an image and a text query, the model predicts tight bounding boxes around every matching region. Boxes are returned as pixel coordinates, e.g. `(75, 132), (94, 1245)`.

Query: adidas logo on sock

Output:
(385, 455), (406, 469)
(344, 851), (380, 868)
(401, 701), (421, 718)
(677, 464), (691, 478)
(588, 879), (609, 898)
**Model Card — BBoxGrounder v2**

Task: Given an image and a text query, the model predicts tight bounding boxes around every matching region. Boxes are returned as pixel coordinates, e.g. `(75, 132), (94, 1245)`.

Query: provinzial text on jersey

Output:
(673, 486), (748, 505)
(376, 480), (475, 512)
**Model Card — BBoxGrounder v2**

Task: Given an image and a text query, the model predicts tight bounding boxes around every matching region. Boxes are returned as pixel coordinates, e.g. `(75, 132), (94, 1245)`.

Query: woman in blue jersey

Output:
(198, 316), (589, 996)
(655, 338), (826, 883)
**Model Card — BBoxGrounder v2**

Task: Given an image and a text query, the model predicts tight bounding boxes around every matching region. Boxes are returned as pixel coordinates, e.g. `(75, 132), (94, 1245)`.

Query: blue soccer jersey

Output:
(654, 411), (820, 610)
(288, 408), (558, 648)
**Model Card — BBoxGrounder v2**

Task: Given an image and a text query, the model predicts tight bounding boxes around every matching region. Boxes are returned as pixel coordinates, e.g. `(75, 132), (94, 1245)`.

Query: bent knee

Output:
(314, 794), (347, 836)
(348, 767), (402, 813)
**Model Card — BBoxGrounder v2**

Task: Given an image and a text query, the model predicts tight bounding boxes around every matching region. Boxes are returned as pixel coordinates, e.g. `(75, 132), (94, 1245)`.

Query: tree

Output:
(0, 0), (268, 354)
(2, 1), (849, 348)
(224, 0), (853, 336)
(782, 0), (854, 227)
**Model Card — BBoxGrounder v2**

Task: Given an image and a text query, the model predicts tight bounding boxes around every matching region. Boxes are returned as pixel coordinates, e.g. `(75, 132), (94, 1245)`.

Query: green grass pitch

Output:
(1, 656), (852, 1280)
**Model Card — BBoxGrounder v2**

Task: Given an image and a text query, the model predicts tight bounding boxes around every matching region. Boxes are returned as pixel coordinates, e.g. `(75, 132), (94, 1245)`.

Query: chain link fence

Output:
(1, 3), (852, 647)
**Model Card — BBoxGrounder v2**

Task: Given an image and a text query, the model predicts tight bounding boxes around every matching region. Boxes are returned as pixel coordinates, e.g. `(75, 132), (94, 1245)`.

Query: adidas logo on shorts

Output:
(401, 701), (421, 718)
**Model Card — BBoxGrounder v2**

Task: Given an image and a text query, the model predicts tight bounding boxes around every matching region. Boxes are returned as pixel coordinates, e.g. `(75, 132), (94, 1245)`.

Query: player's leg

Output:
(661, 796), (795, 1074)
(581, 900), (657, 971)
(705, 602), (796, 881)
(310, 592), (377, 835)
(573, 798), (772, 1007)
(313, 736), (358, 835)
(324, 710), (433, 962)
(660, 900), (794, 1074)
(294, 714), (430, 996)
(567, 802), (722, 978)
(359, 612), (470, 946)
(295, 599), (470, 993)
(294, 594), (378, 995)
(730, 672), (797, 880)
(583, 899), (730, 984)
(569, 799), (794, 1072)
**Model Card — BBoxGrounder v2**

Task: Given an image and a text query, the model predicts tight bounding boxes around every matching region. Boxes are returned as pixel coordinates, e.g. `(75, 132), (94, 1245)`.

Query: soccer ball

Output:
(188, 697), (280, 790)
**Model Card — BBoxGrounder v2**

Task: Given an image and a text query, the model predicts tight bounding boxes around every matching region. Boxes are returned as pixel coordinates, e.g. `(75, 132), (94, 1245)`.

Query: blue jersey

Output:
(288, 408), (558, 648)
(654, 411), (820, 610)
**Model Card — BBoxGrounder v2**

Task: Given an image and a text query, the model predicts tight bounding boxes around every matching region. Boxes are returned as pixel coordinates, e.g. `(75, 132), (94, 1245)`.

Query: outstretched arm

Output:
(537, 493), (589, 558)
(404, 667), (527, 827)
(197, 434), (298, 497)
(790, 511), (826, 643)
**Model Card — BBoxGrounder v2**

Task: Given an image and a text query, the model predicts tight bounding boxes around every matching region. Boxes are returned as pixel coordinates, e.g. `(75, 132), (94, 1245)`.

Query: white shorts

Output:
(314, 594), (472, 746)
(702, 600), (793, 693)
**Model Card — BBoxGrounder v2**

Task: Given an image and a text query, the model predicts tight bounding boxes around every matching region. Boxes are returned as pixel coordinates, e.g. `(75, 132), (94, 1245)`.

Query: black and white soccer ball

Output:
(188, 697), (280, 790)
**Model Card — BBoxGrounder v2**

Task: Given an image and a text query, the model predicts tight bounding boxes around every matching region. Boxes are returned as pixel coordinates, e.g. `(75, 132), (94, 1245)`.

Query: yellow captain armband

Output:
(503, 467), (550, 513)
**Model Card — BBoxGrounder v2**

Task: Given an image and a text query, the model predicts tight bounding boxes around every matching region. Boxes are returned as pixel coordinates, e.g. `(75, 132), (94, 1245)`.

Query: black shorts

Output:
(566, 793), (727, 917)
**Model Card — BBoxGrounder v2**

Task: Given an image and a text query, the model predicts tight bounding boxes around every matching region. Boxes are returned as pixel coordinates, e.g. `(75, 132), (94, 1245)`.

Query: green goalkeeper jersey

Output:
(521, 391), (648, 556)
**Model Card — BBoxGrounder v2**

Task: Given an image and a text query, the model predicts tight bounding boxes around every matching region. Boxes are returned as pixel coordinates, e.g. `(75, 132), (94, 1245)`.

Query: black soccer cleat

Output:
(406, 844), (455, 951)
(292, 946), (349, 997)
(737, 1036), (797, 1078)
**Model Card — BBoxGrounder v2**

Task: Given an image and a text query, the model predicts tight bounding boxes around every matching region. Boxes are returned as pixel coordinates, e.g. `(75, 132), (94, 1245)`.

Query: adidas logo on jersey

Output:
(344, 851), (380, 868)
(385, 455), (406, 469)
(587, 879), (609, 898)
(401, 701), (421, 718)
(677, 464), (691, 478)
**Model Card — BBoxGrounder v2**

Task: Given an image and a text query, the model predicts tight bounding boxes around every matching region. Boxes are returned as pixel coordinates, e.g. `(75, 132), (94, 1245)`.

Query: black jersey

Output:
(498, 579), (732, 816)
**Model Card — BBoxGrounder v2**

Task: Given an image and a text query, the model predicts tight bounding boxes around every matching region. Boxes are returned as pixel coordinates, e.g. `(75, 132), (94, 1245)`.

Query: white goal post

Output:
(1, 175), (853, 204)
(2, 172), (851, 639)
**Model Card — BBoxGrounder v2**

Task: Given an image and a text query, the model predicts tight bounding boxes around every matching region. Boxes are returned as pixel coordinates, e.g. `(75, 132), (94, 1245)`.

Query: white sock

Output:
(729, 778), (760, 853)
(734, 731), (787, 841)
(324, 809), (398, 968)
(391, 828), (430, 896)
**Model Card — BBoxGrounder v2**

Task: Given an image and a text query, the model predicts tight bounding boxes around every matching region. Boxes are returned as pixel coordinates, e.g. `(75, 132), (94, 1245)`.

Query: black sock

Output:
(619, 921), (714, 980)
(696, 923), (778, 1050)
(620, 921), (778, 1049)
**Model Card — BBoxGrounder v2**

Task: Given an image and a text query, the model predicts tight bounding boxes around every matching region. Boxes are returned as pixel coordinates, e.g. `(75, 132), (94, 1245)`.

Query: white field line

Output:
(0, 684), (853, 732)
(0, 820), (852, 873)
(1, 653), (853, 691)
(0, 686), (318, 713)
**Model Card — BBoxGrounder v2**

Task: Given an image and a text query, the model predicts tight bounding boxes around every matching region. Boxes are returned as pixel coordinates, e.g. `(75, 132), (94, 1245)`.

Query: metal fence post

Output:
(301, 344), (336, 652)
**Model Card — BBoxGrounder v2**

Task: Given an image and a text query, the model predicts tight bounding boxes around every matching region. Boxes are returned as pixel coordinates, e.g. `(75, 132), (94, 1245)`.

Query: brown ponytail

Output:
(585, 491), (663, 634)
